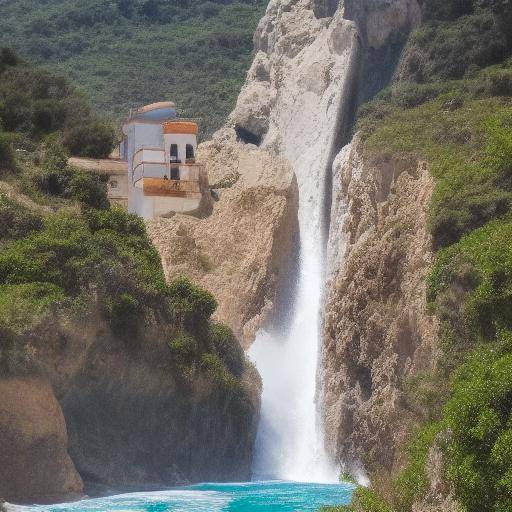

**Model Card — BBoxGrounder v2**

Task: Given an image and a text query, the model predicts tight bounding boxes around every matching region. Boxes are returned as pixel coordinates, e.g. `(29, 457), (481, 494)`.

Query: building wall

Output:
(124, 120), (200, 218)
(107, 171), (129, 201)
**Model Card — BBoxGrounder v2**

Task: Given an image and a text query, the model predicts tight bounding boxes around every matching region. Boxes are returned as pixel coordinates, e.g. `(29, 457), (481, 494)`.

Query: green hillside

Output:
(0, 0), (267, 138)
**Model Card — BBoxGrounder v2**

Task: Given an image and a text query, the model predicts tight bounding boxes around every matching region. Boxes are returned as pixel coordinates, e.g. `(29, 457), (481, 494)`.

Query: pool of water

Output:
(7, 481), (354, 512)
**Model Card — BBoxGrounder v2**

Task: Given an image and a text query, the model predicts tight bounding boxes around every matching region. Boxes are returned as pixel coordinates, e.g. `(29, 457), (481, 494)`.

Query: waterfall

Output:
(248, 175), (339, 481)
(233, 2), (362, 483)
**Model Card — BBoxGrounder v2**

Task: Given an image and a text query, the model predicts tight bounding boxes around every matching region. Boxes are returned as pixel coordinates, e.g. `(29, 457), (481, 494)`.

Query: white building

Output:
(122, 102), (207, 218)
(71, 101), (208, 219)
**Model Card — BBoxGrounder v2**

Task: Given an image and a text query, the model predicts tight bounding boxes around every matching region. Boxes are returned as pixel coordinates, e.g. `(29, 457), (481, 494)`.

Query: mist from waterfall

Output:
(248, 148), (339, 483)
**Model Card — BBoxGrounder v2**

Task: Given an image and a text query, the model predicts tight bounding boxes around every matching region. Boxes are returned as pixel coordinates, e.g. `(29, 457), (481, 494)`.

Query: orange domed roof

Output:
(163, 121), (198, 135)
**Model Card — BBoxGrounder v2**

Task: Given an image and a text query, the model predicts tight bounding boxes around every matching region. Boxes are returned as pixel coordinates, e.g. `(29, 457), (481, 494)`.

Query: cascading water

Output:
(248, 179), (338, 481)
(242, 4), (362, 484)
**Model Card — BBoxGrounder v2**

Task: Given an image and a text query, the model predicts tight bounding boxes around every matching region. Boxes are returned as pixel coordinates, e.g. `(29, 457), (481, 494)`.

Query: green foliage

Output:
(321, 487), (393, 512)
(168, 276), (217, 328)
(62, 120), (115, 159)
(105, 292), (139, 335)
(201, 351), (240, 389)
(429, 218), (512, 349)
(0, 207), (167, 333)
(0, 48), (114, 156)
(23, 141), (109, 208)
(0, 0), (268, 137)
(393, 424), (441, 511)
(208, 322), (244, 376)
(168, 330), (198, 368)
(442, 333), (512, 512)
(0, 194), (43, 241)
(360, 68), (512, 249)
(0, 132), (15, 171)
(400, 0), (512, 83)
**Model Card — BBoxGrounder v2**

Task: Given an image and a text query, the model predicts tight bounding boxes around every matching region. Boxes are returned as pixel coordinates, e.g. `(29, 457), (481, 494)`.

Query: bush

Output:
(168, 277), (217, 328)
(400, 11), (508, 83)
(0, 194), (43, 241)
(105, 292), (139, 335)
(443, 334), (512, 512)
(321, 487), (393, 512)
(168, 330), (198, 369)
(393, 425), (441, 511)
(208, 323), (244, 376)
(68, 170), (109, 209)
(62, 120), (115, 158)
(0, 132), (15, 171)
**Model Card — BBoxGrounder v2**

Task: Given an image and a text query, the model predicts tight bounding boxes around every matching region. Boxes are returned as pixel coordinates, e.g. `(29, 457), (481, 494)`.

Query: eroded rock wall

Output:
(0, 308), (260, 502)
(0, 378), (82, 504)
(321, 137), (438, 473)
(147, 129), (299, 348)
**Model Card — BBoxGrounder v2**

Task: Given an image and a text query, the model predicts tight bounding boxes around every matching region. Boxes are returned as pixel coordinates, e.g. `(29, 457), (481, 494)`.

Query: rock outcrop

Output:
(23, 311), (260, 496)
(147, 129), (299, 348)
(0, 378), (82, 504)
(321, 137), (438, 472)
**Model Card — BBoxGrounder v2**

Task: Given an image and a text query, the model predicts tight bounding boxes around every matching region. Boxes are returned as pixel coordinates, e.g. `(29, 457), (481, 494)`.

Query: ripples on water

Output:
(8, 481), (354, 512)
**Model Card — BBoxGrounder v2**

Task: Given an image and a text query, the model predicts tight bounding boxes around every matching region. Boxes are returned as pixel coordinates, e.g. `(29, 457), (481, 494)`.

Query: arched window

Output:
(110, 180), (118, 189)
(186, 144), (195, 162)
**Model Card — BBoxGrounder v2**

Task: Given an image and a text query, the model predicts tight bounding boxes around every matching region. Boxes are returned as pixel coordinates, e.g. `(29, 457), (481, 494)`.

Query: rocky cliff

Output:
(227, 0), (426, 479)
(0, 305), (260, 503)
(321, 138), (438, 475)
(0, 377), (82, 504)
(147, 130), (298, 348)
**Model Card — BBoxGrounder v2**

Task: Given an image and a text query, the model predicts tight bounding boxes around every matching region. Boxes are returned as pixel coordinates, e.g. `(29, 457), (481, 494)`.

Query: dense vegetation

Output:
(0, 0), (268, 137)
(0, 55), (246, 394)
(0, 48), (115, 158)
(328, 0), (512, 511)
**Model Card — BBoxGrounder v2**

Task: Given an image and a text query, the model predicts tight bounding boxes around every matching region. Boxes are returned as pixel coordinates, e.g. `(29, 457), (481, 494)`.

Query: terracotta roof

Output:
(163, 121), (198, 135)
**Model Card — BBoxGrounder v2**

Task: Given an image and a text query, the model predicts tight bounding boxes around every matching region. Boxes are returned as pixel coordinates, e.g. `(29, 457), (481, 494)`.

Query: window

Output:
(171, 166), (180, 180)
(110, 180), (118, 189)
(170, 144), (179, 163)
(186, 144), (195, 162)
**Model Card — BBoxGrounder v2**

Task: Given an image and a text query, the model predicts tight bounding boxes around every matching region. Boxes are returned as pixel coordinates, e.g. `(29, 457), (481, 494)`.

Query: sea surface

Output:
(7, 481), (354, 512)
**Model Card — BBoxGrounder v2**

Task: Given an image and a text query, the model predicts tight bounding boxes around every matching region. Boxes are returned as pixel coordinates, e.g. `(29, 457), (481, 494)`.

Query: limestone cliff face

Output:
(321, 137), (438, 473)
(147, 130), (298, 348)
(0, 378), (83, 504)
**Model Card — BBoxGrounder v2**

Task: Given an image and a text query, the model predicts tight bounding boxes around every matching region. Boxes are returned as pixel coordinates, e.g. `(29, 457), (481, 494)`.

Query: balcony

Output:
(142, 178), (202, 198)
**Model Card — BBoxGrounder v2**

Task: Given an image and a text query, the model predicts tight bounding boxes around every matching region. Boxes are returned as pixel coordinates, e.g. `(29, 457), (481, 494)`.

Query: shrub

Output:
(168, 277), (217, 328)
(0, 194), (43, 241)
(208, 322), (244, 376)
(62, 120), (115, 158)
(168, 330), (198, 368)
(443, 334), (512, 512)
(400, 11), (508, 83)
(0, 132), (15, 171)
(68, 170), (109, 209)
(393, 424), (441, 511)
(85, 206), (146, 236)
(200, 351), (237, 389)
(321, 487), (393, 512)
(105, 292), (139, 335)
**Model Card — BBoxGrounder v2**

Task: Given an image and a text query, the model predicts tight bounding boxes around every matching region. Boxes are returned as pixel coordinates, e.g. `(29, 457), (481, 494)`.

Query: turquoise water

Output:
(9, 481), (354, 512)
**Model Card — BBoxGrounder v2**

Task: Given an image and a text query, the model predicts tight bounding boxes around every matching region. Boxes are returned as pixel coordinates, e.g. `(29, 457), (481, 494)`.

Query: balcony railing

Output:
(143, 178), (201, 198)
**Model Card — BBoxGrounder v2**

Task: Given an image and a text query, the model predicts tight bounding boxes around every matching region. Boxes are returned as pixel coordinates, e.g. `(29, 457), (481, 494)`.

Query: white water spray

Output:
(247, 99), (343, 485)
